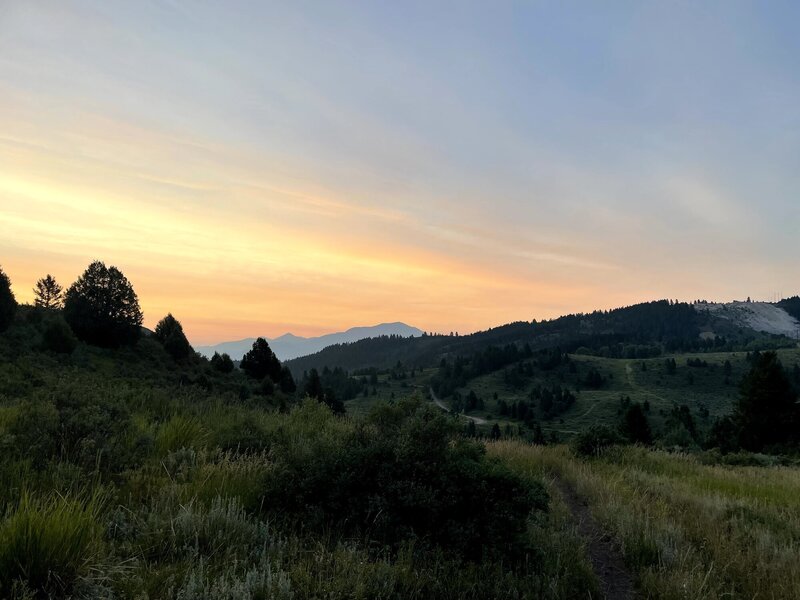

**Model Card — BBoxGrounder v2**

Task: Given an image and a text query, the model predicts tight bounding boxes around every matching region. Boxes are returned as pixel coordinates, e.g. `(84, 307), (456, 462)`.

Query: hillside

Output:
(2, 294), (800, 598)
(196, 322), (422, 361)
(286, 299), (798, 376)
(697, 301), (800, 339)
(0, 306), (595, 598)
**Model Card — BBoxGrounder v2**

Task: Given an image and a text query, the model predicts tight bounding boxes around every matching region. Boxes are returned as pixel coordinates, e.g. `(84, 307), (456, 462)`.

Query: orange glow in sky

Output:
(1, 3), (797, 345)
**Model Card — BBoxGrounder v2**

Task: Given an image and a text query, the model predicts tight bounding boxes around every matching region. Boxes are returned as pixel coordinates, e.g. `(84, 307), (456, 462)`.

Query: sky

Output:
(1, 1), (798, 345)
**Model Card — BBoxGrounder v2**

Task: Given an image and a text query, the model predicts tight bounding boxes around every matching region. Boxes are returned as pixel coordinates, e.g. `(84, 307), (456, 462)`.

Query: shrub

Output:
(41, 316), (78, 354)
(0, 491), (108, 598)
(8, 401), (59, 468)
(11, 384), (140, 472)
(173, 560), (292, 600)
(262, 399), (547, 562)
(571, 424), (623, 457)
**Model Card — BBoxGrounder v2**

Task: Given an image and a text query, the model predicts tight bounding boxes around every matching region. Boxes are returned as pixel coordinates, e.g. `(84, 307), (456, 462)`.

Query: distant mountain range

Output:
(195, 322), (423, 361)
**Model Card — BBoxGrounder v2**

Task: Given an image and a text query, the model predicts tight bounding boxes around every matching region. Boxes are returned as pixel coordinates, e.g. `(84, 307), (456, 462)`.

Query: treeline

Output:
(0, 262), (362, 414)
(285, 299), (747, 376)
(431, 343), (534, 398)
(778, 296), (800, 322)
(573, 351), (800, 457)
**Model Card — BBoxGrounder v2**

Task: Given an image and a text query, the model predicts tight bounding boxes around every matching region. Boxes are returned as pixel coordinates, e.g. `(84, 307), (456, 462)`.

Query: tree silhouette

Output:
(620, 402), (653, 445)
(240, 337), (282, 381)
(63, 261), (143, 347)
(304, 368), (324, 400)
(0, 266), (16, 332)
(211, 351), (235, 373)
(154, 313), (193, 360)
(279, 366), (296, 393)
(735, 351), (798, 451)
(33, 274), (64, 309)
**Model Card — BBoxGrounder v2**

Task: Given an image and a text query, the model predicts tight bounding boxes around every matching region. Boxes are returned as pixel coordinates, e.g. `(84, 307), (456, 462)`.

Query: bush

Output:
(8, 401), (59, 468)
(41, 316), (78, 354)
(571, 424), (623, 457)
(11, 384), (140, 472)
(261, 399), (547, 562)
(0, 492), (108, 598)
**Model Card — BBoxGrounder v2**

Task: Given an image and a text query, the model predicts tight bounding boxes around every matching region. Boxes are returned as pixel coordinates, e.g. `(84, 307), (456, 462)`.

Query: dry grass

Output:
(488, 441), (800, 599)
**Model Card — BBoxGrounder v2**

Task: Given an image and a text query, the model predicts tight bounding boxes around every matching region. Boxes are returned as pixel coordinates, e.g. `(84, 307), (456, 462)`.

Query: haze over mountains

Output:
(196, 322), (423, 361)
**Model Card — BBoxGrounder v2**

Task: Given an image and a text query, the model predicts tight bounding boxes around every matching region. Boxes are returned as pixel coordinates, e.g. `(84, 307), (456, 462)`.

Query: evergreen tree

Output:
(620, 402), (653, 445)
(63, 261), (143, 347)
(240, 337), (282, 381)
(154, 313), (193, 360)
(735, 351), (798, 451)
(33, 274), (64, 309)
(0, 266), (16, 332)
(279, 366), (296, 393)
(304, 368), (324, 400)
(490, 423), (502, 440)
(211, 352), (235, 373)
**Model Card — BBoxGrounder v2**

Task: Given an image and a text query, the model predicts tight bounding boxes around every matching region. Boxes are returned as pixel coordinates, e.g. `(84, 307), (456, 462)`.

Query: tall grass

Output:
(0, 490), (110, 597)
(489, 441), (800, 599)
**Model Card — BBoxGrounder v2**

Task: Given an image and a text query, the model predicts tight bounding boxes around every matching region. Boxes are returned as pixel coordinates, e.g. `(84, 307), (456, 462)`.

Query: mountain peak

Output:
(195, 322), (423, 361)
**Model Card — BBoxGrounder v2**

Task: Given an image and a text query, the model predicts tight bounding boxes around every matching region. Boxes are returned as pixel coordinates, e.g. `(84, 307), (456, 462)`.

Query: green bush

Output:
(41, 316), (78, 354)
(571, 424), (623, 457)
(262, 399), (547, 562)
(10, 383), (142, 472)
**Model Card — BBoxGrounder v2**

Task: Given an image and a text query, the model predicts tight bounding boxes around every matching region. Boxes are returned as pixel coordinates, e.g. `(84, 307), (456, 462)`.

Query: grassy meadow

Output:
(456, 348), (800, 439)
(490, 441), (800, 599)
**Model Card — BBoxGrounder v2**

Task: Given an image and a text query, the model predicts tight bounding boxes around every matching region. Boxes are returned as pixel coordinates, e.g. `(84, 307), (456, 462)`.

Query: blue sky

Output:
(1, 1), (798, 342)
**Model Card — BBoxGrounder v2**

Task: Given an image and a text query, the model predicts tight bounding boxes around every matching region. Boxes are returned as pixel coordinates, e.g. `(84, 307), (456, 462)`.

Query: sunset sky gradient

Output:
(1, 1), (798, 344)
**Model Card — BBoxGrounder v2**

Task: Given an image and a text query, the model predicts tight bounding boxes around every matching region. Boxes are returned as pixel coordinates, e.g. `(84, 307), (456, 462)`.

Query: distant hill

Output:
(196, 322), (423, 361)
(286, 299), (800, 376)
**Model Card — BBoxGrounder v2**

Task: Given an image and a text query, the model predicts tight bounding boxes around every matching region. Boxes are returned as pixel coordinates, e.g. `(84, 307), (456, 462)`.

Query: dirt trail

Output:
(553, 478), (635, 600)
(428, 388), (487, 425)
(625, 363), (668, 404)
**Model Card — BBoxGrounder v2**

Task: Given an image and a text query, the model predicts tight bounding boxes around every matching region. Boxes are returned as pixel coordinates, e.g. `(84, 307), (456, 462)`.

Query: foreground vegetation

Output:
(491, 442), (800, 599)
(0, 264), (601, 598)
(2, 264), (800, 598)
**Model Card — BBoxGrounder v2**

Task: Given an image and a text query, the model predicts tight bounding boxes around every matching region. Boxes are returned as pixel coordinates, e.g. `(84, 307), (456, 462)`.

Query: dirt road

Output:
(428, 388), (488, 425)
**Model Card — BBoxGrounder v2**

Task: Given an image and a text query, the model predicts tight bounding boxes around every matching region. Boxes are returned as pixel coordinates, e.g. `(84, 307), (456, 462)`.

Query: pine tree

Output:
(0, 266), (16, 332)
(154, 313), (193, 360)
(63, 261), (143, 347)
(240, 338), (282, 381)
(620, 403), (653, 445)
(735, 352), (798, 451)
(33, 274), (64, 309)
(211, 352), (235, 373)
